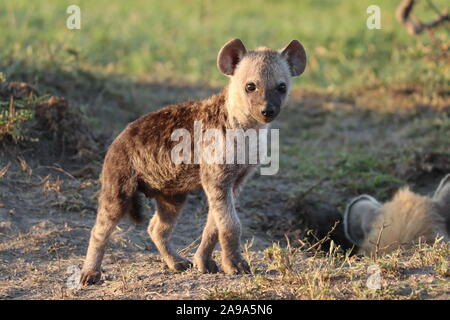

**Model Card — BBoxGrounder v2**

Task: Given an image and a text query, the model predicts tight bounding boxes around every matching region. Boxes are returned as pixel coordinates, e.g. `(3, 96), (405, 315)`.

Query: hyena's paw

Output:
(166, 257), (193, 272)
(193, 256), (219, 274)
(80, 270), (102, 286)
(222, 256), (250, 275)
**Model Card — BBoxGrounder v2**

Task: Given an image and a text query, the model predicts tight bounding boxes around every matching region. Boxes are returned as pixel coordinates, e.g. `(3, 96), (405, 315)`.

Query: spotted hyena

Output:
(80, 38), (307, 285)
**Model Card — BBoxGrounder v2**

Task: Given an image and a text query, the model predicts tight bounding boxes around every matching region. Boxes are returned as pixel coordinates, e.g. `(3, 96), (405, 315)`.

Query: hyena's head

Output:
(218, 38), (306, 124)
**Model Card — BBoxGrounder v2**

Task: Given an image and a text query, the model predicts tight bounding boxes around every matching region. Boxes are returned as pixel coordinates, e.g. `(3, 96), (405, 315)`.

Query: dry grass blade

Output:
(0, 162), (10, 179)
(178, 236), (201, 255)
(39, 165), (76, 180)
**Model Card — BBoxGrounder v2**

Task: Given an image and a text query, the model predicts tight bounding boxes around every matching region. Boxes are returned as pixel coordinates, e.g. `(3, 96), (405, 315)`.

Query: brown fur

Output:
(80, 39), (307, 285)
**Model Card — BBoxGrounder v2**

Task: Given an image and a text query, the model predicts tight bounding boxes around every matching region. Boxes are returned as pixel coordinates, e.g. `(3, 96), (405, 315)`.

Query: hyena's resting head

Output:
(218, 39), (306, 125)
(343, 174), (450, 256)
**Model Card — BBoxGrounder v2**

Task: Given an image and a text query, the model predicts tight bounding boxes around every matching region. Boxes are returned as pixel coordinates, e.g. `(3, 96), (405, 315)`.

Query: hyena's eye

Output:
(245, 82), (256, 93)
(277, 83), (287, 94)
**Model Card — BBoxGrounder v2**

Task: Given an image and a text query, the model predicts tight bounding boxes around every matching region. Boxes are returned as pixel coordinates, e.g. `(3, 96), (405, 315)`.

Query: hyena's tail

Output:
(128, 193), (145, 224)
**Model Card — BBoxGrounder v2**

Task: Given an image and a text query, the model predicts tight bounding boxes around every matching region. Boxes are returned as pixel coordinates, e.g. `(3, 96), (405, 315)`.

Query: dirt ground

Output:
(0, 84), (449, 300)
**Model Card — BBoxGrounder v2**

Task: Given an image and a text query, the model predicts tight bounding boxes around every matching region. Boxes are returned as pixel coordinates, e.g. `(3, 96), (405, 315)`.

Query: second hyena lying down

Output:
(301, 175), (450, 256)
(80, 38), (307, 285)
(344, 174), (450, 256)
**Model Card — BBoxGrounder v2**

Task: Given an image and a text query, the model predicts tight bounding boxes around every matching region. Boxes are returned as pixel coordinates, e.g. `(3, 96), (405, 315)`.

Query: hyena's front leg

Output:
(148, 193), (192, 272)
(193, 167), (255, 273)
(199, 175), (250, 274)
(193, 212), (219, 273)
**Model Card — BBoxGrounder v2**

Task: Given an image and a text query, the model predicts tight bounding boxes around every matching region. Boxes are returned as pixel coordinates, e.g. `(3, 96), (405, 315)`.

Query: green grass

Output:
(0, 83), (46, 142)
(0, 98), (34, 142)
(281, 143), (404, 203)
(0, 0), (448, 92)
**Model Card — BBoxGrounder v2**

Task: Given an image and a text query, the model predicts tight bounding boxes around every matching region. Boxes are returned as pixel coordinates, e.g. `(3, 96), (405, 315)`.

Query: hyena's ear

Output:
(433, 174), (450, 202)
(431, 174), (450, 240)
(217, 38), (247, 76)
(280, 40), (307, 77)
(343, 195), (382, 246)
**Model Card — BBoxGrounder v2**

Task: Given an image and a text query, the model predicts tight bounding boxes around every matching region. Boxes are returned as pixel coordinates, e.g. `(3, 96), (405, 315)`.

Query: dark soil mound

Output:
(0, 81), (102, 162)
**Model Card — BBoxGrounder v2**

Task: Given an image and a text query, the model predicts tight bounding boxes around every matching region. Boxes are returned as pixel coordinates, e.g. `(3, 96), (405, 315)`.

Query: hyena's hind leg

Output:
(148, 193), (192, 272)
(80, 190), (137, 285)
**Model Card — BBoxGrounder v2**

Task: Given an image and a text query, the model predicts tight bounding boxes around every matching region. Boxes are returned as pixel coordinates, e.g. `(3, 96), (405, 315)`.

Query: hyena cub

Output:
(344, 174), (450, 256)
(80, 39), (307, 285)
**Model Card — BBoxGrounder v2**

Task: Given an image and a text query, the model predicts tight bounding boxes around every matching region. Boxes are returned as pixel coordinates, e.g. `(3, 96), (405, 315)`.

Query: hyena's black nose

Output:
(261, 109), (274, 118)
